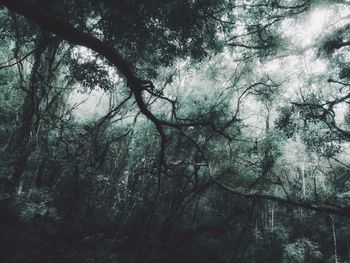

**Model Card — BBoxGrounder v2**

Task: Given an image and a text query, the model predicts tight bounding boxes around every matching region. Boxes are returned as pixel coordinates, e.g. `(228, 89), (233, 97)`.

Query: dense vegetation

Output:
(1, 0), (350, 262)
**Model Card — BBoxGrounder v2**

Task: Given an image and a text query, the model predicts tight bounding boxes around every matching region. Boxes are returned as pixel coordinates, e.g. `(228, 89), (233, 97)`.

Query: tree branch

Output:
(0, 0), (167, 140)
(212, 179), (350, 218)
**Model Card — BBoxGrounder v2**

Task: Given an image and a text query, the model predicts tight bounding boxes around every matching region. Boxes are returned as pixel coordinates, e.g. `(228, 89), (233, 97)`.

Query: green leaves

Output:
(70, 60), (112, 91)
(283, 238), (322, 263)
(15, 188), (58, 222)
(3, 1), (350, 262)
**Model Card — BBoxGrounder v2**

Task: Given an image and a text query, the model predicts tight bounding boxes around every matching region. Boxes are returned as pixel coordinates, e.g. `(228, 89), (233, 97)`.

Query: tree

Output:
(2, 0), (350, 262)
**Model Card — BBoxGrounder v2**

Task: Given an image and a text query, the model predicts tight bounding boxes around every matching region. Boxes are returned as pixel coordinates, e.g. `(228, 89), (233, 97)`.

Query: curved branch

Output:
(0, 0), (166, 139)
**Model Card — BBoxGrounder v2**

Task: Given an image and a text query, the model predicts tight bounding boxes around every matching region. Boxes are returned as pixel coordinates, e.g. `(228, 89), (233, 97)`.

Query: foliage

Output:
(282, 238), (322, 263)
(1, 0), (350, 262)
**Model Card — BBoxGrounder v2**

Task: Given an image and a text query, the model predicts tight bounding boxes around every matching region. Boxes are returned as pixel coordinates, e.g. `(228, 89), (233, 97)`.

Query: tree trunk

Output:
(9, 33), (59, 191)
(330, 215), (338, 263)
